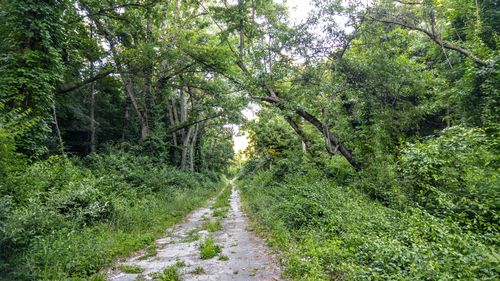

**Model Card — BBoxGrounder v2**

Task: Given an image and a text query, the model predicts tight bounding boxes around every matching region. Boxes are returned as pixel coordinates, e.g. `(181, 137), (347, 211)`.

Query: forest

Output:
(0, 0), (498, 280)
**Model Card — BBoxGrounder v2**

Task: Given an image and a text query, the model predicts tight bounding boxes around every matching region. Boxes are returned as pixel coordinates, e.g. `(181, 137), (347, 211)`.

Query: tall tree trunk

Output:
(189, 123), (199, 171)
(89, 60), (96, 153)
(167, 100), (178, 147)
(122, 104), (130, 140)
(52, 99), (64, 154)
(180, 126), (193, 170)
(84, 8), (150, 139)
(285, 116), (327, 171)
(123, 77), (150, 139)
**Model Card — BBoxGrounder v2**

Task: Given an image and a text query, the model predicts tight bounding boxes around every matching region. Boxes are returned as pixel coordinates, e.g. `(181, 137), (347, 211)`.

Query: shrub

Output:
(0, 151), (220, 280)
(239, 167), (499, 280)
(399, 126), (499, 233)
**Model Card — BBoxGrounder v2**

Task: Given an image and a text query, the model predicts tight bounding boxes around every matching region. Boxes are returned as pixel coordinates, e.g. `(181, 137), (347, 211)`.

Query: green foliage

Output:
(192, 266), (205, 274)
(199, 237), (222, 259)
(239, 168), (499, 280)
(154, 263), (181, 281)
(218, 255), (229, 261)
(0, 152), (220, 280)
(399, 126), (499, 233)
(152, 260), (186, 280)
(211, 184), (232, 209)
(203, 220), (222, 232)
(117, 264), (144, 274)
(0, 105), (35, 179)
(0, 0), (68, 155)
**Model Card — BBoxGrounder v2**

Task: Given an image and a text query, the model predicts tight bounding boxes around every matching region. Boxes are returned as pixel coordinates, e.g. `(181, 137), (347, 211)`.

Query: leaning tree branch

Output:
(58, 69), (114, 94)
(166, 114), (224, 135)
(249, 93), (362, 170)
(374, 17), (488, 66)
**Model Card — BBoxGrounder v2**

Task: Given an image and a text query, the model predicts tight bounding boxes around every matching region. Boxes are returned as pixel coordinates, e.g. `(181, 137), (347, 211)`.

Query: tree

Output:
(0, 0), (69, 156)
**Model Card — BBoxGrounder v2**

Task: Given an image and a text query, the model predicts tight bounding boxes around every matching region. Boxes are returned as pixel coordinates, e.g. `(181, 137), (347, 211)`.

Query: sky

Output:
(286, 0), (313, 23)
(231, 0), (313, 156)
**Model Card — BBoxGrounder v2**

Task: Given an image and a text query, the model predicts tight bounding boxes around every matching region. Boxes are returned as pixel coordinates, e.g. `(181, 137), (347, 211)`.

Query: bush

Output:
(399, 126), (499, 233)
(0, 151), (220, 280)
(239, 167), (499, 280)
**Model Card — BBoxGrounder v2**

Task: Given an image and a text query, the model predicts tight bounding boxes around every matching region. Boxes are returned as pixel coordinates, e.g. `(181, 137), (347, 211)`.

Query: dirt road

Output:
(108, 185), (281, 280)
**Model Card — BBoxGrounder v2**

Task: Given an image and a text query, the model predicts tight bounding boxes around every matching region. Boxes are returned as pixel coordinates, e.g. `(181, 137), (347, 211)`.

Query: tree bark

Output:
(167, 100), (178, 147)
(89, 60), (97, 153)
(180, 126), (193, 170)
(122, 77), (150, 139)
(52, 99), (64, 154)
(57, 69), (113, 94)
(250, 95), (362, 170)
(295, 108), (361, 170)
(190, 123), (199, 171)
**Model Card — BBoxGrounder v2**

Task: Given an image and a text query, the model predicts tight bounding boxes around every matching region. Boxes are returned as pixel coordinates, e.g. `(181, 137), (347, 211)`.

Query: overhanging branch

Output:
(58, 69), (114, 94)
(373, 17), (488, 66)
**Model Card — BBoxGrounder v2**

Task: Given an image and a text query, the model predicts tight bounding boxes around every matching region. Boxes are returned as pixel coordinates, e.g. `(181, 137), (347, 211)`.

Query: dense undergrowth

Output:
(0, 151), (221, 280)
(239, 126), (499, 280)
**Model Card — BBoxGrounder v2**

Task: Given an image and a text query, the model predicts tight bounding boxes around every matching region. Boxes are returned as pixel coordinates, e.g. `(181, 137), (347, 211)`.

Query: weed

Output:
(239, 169), (499, 280)
(153, 260), (185, 281)
(203, 219), (222, 232)
(199, 237), (221, 259)
(250, 267), (258, 276)
(182, 227), (201, 242)
(117, 264), (144, 274)
(212, 207), (230, 218)
(174, 259), (186, 267)
(89, 273), (107, 281)
(0, 153), (221, 280)
(139, 244), (158, 260)
(192, 266), (205, 275)
(218, 255), (229, 261)
(211, 185), (231, 210)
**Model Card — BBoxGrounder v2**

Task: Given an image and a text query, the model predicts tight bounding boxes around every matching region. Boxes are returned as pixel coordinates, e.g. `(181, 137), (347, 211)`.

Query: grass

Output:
(182, 227), (201, 242)
(199, 237), (221, 259)
(218, 255), (229, 261)
(212, 207), (230, 218)
(0, 153), (224, 281)
(192, 266), (205, 275)
(211, 185), (232, 209)
(151, 260), (185, 281)
(89, 273), (107, 281)
(208, 183), (232, 222)
(138, 244), (158, 260)
(203, 219), (222, 232)
(117, 264), (144, 274)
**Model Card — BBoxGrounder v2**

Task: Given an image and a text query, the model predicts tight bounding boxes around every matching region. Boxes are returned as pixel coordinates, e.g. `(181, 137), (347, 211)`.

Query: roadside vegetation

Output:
(239, 127), (498, 280)
(0, 150), (223, 280)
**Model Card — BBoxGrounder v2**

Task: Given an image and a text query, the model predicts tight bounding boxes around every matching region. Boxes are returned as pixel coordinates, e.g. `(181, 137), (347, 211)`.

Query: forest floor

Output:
(107, 185), (282, 281)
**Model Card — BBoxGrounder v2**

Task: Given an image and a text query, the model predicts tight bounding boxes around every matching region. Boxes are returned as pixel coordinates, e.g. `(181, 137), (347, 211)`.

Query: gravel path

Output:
(107, 185), (282, 280)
